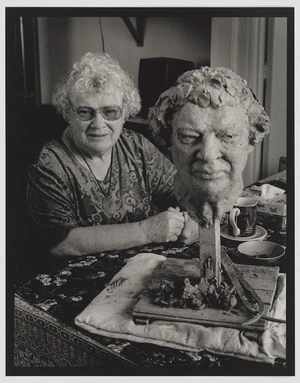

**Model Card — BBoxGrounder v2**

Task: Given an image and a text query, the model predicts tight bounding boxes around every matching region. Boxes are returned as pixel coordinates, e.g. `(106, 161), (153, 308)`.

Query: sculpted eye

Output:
(181, 136), (197, 144)
(177, 132), (199, 144)
(216, 131), (238, 143)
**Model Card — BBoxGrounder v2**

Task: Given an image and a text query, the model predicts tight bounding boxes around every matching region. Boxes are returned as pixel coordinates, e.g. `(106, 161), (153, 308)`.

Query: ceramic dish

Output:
(237, 240), (285, 265)
(220, 225), (267, 242)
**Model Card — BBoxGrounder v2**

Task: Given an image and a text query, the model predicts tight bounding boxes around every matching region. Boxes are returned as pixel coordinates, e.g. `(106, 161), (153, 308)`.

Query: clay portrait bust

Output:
(148, 67), (270, 227)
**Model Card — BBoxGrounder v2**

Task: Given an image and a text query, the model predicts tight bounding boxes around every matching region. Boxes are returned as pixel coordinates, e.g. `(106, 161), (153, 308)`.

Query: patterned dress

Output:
(27, 128), (177, 249)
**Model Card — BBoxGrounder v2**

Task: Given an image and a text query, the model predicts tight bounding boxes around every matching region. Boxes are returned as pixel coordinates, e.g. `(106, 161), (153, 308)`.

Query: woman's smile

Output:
(87, 132), (110, 139)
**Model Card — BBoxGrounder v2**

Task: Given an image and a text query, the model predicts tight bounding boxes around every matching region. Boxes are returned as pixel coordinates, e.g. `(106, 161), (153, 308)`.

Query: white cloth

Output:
(75, 253), (286, 364)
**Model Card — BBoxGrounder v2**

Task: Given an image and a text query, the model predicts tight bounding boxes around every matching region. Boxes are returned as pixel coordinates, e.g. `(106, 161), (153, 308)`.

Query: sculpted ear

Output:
(247, 144), (255, 153)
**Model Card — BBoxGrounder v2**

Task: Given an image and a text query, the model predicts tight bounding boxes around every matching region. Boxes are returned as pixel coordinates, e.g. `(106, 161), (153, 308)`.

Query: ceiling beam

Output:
(122, 17), (145, 47)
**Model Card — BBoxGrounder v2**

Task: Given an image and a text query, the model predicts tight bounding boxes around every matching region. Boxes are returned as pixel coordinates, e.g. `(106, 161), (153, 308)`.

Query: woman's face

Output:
(69, 85), (125, 158)
(171, 103), (252, 201)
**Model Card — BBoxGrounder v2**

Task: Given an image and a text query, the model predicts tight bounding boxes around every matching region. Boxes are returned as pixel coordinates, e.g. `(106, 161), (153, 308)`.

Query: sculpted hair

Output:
(148, 66), (270, 147)
(52, 52), (141, 121)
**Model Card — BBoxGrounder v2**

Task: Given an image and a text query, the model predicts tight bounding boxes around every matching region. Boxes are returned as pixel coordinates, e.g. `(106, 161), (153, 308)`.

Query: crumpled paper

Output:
(250, 184), (285, 199)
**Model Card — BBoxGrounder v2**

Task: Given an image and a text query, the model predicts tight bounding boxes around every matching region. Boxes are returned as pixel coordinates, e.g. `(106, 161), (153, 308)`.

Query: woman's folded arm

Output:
(50, 209), (186, 257)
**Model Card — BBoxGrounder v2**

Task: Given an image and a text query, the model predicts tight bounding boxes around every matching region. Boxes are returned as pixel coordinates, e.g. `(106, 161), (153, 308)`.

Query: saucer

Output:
(220, 225), (267, 242)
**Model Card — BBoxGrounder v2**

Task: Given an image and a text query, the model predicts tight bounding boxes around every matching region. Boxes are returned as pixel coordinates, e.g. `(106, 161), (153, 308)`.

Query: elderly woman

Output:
(148, 67), (270, 227)
(27, 52), (198, 257)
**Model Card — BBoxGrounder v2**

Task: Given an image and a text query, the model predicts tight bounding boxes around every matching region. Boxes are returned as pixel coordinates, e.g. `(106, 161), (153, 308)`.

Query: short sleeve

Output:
(27, 150), (78, 249)
(142, 138), (177, 210)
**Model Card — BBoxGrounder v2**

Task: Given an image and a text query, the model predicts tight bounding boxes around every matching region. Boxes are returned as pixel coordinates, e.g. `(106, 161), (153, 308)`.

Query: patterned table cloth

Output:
(13, 224), (288, 373)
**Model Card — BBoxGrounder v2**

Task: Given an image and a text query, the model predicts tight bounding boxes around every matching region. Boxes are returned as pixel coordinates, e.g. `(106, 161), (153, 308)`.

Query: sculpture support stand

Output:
(199, 219), (222, 287)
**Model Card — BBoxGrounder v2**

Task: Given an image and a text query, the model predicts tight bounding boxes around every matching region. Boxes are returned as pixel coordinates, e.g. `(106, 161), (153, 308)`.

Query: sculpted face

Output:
(171, 103), (253, 225)
(148, 67), (270, 226)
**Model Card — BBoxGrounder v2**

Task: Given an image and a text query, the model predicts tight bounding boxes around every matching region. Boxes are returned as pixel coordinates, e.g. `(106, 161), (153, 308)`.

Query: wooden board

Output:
(132, 258), (279, 331)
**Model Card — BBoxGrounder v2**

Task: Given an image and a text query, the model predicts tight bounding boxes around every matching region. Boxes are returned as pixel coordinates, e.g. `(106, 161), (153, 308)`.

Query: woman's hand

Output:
(168, 207), (199, 245)
(140, 207), (185, 244)
(180, 211), (199, 245)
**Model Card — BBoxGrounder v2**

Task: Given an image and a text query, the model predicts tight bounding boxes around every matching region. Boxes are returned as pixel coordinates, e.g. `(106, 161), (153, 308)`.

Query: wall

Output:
(211, 17), (287, 182)
(38, 16), (211, 104)
(261, 18), (287, 178)
(211, 17), (265, 186)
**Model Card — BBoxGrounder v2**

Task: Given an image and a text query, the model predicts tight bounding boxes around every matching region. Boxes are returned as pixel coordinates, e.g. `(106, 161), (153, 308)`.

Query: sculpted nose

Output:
(196, 134), (221, 162)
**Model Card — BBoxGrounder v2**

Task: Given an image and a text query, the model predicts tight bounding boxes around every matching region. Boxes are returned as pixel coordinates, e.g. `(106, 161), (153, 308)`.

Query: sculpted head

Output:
(148, 67), (270, 226)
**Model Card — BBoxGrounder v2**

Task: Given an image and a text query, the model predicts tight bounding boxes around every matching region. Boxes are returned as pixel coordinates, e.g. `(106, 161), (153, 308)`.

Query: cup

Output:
(228, 197), (257, 237)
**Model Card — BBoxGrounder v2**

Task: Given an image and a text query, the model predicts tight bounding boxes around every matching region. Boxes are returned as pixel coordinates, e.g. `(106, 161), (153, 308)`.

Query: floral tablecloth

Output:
(14, 223), (288, 373)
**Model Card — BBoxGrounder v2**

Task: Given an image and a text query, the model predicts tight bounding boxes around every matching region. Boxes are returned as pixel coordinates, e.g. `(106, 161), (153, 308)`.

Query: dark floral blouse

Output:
(27, 128), (177, 249)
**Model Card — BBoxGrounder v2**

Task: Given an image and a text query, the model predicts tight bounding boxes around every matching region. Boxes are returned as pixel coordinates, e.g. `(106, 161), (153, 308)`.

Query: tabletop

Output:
(14, 230), (287, 372)
(13, 171), (289, 373)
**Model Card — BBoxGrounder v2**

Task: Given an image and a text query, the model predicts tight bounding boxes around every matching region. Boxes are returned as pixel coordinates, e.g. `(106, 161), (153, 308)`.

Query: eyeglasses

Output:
(69, 101), (123, 122)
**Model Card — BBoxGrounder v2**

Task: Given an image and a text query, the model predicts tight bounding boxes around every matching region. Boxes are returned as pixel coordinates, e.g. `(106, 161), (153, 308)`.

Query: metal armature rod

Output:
(199, 219), (222, 287)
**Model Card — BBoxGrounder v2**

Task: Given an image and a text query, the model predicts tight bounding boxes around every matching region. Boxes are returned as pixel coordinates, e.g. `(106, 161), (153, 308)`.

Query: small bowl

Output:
(237, 241), (285, 265)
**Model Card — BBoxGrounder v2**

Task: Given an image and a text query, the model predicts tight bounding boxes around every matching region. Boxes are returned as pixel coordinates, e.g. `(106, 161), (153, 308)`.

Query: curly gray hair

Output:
(148, 66), (270, 147)
(52, 52), (141, 121)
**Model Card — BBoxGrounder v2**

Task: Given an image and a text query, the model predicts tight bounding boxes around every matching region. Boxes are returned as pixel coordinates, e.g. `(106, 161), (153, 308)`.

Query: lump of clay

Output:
(153, 277), (238, 311)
